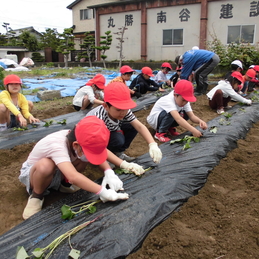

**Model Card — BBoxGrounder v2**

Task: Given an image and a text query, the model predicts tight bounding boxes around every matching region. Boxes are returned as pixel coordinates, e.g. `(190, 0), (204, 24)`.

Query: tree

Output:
(95, 31), (112, 69)
(80, 32), (96, 67)
(19, 30), (40, 51)
(56, 28), (75, 67)
(114, 26), (128, 68)
(40, 28), (60, 51)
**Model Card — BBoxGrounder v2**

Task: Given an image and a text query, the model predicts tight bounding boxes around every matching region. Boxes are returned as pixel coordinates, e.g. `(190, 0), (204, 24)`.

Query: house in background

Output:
(67, 0), (259, 62)
(10, 26), (43, 40)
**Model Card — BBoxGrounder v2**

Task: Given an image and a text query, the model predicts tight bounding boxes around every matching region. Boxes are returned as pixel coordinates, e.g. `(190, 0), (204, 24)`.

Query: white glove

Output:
(98, 186), (129, 203)
(101, 169), (124, 191)
(149, 142), (162, 164)
(120, 160), (145, 176)
(246, 99), (252, 105)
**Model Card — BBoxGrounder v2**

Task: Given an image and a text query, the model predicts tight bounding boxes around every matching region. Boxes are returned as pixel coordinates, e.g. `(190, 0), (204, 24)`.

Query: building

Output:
(67, 0), (259, 62)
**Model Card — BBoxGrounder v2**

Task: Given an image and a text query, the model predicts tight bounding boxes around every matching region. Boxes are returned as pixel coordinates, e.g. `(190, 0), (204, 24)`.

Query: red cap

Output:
(174, 80), (196, 102)
(86, 74), (106, 89)
(246, 69), (256, 78)
(176, 66), (182, 71)
(161, 62), (172, 70)
(75, 116), (110, 165)
(104, 82), (136, 109)
(141, 66), (154, 77)
(4, 74), (22, 85)
(231, 71), (243, 84)
(120, 65), (135, 74)
(253, 65), (259, 72)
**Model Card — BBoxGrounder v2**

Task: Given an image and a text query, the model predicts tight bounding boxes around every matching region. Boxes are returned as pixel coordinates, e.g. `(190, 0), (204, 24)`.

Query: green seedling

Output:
(223, 112), (232, 119)
(209, 126), (218, 133)
(57, 119), (67, 125)
(115, 166), (153, 176)
(239, 108), (246, 112)
(43, 120), (54, 127)
(13, 127), (28, 131)
(251, 95), (259, 102)
(61, 200), (100, 220)
(170, 135), (200, 150)
(16, 216), (100, 259)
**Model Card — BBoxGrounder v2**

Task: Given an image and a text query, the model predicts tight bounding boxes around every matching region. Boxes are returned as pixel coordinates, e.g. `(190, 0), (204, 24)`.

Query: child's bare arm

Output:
(187, 111), (208, 130)
(170, 110), (203, 137)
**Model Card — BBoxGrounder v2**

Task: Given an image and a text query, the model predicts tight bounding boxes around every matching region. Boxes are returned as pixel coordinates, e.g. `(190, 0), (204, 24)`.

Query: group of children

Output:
(0, 56), (258, 219)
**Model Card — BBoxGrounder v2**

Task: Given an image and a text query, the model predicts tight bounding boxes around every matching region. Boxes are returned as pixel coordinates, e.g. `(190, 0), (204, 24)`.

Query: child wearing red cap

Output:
(239, 69), (256, 96)
(0, 74), (39, 131)
(73, 74), (105, 111)
(207, 72), (252, 114)
(86, 82), (162, 175)
(107, 65), (140, 97)
(19, 116), (129, 220)
(246, 65), (259, 92)
(129, 66), (165, 97)
(147, 80), (207, 142)
(154, 62), (173, 88)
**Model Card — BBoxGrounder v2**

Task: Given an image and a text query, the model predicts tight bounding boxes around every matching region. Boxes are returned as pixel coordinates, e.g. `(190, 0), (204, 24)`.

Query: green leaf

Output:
(170, 138), (184, 144)
(16, 246), (29, 259)
(183, 143), (191, 150)
(209, 126), (218, 133)
(61, 205), (74, 219)
(87, 205), (96, 214)
(193, 137), (200, 143)
(32, 248), (44, 258)
(69, 248), (81, 259)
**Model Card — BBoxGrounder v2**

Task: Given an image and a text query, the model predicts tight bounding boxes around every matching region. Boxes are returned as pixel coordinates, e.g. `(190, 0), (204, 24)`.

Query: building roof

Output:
(67, 0), (82, 10)
(11, 27), (42, 37)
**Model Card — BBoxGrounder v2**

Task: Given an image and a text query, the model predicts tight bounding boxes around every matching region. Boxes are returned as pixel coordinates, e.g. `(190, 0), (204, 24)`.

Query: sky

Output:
(1, 0), (73, 34)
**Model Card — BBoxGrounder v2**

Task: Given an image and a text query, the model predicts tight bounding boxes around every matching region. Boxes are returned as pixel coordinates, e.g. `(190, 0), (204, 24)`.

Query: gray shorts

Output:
(19, 161), (62, 195)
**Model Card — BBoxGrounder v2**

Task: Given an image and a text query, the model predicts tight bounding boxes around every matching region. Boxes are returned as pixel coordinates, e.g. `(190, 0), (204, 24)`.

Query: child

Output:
(207, 71), (252, 114)
(0, 74), (39, 131)
(176, 49), (220, 96)
(154, 62), (172, 87)
(73, 74), (105, 111)
(129, 66), (165, 96)
(224, 60), (243, 79)
(147, 80), (208, 142)
(108, 65), (140, 97)
(86, 82), (162, 174)
(169, 66), (182, 87)
(240, 68), (256, 96)
(19, 116), (129, 219)
(247, 65), (259, 91)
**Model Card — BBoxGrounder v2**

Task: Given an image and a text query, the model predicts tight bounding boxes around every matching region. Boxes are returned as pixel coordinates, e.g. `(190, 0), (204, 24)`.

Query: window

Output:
(80, 9), (92, 20)
(163, 29), (183, 45)
(227, 25), (255, 44)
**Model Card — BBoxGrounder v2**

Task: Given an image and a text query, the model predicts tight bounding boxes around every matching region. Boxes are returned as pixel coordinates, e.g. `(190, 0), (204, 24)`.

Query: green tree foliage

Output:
(19, 30), (40, 51)
(114, 26), (128, 68)
(40, 28), (60, 51)
(95, 31), (112, 69)
(80, 32), (96, 67)
(32, 52), (45, 62)
(0, 68), (4, 90)
(56, 28), (75, 67)
(0, 34), (8, 45)
(207, 34), (259, 70)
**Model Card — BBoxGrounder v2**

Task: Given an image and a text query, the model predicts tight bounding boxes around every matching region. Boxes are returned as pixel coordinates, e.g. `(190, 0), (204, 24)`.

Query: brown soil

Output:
(1, 91), (259, 259)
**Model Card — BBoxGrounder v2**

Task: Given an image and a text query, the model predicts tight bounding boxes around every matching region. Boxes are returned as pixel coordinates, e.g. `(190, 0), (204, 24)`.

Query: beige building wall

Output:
(147, 4), (201, 61)
(72, 0), (117, 33)
(207, 0), (259, 44)
(100, 11), (141, 61)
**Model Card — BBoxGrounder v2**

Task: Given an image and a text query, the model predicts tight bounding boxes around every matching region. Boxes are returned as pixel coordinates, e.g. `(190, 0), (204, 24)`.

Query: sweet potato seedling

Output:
(170, 135), (200, 150)
(61, 200), (100, 220)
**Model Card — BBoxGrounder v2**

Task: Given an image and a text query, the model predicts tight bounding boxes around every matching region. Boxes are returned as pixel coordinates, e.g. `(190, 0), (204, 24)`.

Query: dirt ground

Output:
(1, 87), (259, 259)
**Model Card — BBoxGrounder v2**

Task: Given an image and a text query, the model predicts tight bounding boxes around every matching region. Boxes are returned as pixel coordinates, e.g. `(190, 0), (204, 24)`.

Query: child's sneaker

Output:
(224, 105), (232, 110)
(22, 195), (44, 220)
(168, 127), (180, 136)
(154, 132), (171, 142)
(116, 152), (136, 162)
(217, 108), (225, 114)
(0, 123), (7, 132)
(59, 183), (80, 193)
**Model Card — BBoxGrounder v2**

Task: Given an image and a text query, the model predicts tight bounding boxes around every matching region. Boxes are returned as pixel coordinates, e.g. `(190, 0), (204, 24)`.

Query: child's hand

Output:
(28, 116), (40, 124)
(17, 114), (27, 127)
(192, 128), (203, 138)
(199, 120), (208, 130)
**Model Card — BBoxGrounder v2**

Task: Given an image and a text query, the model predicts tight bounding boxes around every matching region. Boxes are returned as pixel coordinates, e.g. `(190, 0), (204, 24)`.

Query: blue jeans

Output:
(157, 110), (189, 133)
(108, 122), (138, 153)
